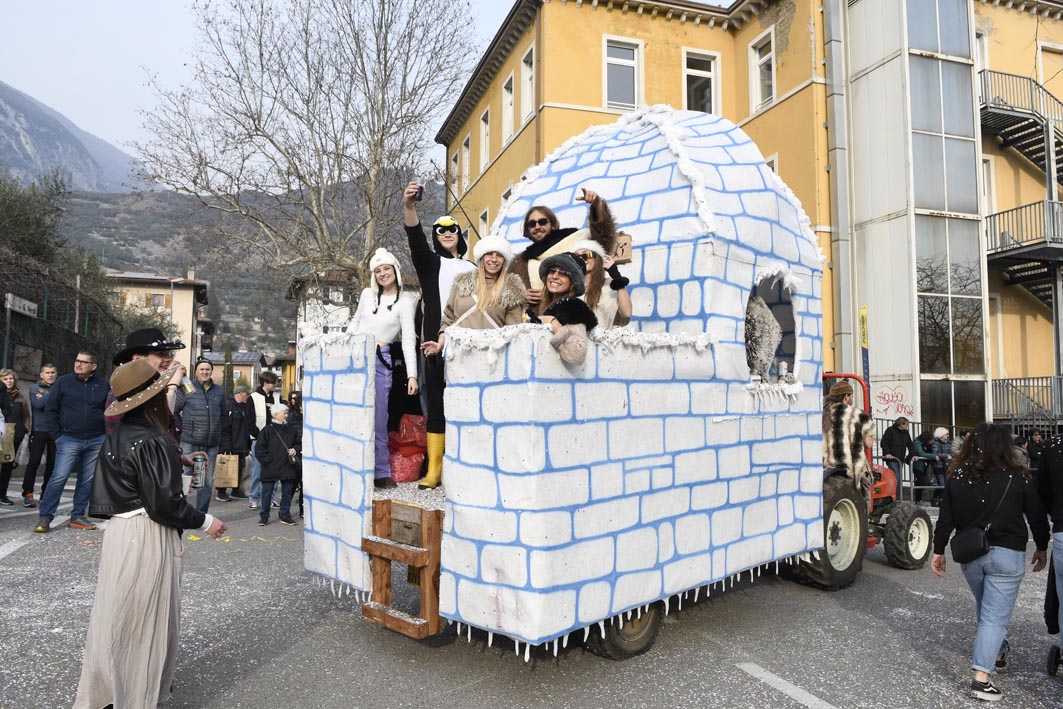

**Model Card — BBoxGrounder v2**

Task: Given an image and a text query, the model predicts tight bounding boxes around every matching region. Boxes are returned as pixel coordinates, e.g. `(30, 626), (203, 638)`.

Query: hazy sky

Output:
(0, 1), (512, 155)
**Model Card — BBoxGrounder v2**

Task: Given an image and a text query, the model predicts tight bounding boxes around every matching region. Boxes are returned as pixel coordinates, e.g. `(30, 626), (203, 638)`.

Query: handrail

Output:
(991, 376), (1063, 421)
(979, 69), (1063, 125)
(985, 200), (1063, 251)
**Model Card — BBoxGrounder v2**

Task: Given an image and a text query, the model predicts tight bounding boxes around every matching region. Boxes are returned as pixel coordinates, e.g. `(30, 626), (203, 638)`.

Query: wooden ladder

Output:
(360, 499), (443, 639)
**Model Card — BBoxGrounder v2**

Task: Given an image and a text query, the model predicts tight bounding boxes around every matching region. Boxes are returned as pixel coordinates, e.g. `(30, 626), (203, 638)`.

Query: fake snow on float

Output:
(298, 105), (825, 659)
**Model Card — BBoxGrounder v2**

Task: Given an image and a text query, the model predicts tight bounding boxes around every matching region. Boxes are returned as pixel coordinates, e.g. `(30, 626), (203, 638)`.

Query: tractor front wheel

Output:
(788, 474), (868, 590)
(883, 502), (932, 570)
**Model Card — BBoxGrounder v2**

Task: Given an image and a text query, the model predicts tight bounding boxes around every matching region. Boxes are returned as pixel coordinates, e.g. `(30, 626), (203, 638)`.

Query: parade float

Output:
(298, 106), (876, 659)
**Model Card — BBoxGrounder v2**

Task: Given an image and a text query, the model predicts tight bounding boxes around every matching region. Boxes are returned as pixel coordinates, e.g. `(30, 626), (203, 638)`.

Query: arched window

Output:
(744, 277), (796, 383)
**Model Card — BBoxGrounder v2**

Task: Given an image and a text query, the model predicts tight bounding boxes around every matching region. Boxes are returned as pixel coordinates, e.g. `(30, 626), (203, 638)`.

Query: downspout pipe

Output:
(823, 0), (855, 374)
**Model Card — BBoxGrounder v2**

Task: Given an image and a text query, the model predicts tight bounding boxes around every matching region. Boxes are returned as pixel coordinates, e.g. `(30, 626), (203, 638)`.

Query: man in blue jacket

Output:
(20, 362), (58, 507)
(175, 357), (225, 513)
(34, 352), (109, 533)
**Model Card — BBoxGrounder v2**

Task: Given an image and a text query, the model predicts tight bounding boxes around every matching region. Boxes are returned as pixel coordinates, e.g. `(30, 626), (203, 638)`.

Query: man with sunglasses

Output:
(402, 181), (476, 489)
(34, 351), (110, 533)
(510, 187), (616, 307)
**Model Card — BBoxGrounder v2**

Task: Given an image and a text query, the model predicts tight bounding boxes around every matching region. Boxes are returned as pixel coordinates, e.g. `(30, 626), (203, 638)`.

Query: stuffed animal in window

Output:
(744, 294), (782, 382)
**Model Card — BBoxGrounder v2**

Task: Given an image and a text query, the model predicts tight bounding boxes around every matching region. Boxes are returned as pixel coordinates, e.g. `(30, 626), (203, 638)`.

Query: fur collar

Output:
(453, 271), (526, 309)
(520, 227), (579, 261)
(824, 402), (873, 484)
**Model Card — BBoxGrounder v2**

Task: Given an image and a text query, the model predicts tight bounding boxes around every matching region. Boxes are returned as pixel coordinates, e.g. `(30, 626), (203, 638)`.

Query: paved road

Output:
(1, 494), (1061, 709)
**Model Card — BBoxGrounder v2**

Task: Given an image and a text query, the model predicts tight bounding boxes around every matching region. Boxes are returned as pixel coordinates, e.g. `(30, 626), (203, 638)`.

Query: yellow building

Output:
(106, 268), (209, 371)
(437, 0), (1063, 431)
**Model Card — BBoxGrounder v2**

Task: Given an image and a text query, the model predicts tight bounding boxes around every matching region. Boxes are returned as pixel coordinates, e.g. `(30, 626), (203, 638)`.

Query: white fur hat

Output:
(571, 239), (607, 259)
(472, 235), (513, 265)
(368, 248), (403, 289)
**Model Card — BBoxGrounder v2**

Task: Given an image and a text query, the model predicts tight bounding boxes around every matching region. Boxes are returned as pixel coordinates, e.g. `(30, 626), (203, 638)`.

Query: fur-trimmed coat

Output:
(440, 272), (526, 333)
(823, 402), (874, 498)
(509, 196), (618, 290)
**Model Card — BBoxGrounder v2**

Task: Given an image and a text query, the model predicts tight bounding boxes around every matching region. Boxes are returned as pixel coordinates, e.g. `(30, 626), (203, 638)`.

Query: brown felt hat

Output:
(829, 381), (853, 398)
(105, 360), (180, 417)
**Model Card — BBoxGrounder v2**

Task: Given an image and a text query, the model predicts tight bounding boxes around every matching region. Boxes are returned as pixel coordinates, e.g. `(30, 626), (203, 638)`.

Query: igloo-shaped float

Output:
(299, 106), (825, 651)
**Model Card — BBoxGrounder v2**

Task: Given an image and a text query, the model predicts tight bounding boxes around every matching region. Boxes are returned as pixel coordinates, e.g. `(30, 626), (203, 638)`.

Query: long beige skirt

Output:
(74, 515), (183, 709)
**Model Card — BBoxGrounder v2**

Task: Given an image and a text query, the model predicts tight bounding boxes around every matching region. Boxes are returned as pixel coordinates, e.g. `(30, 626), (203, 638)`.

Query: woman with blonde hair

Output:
(0, 368), (30, 505)
(420, 235), (525, 486)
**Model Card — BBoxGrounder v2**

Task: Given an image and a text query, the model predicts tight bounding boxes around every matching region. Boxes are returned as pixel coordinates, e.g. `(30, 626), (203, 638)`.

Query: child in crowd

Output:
(348, 248), (419, 489)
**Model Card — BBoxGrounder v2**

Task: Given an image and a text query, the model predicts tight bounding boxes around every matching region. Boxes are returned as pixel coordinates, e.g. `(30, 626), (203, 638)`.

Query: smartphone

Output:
(414, 178), (424, 201)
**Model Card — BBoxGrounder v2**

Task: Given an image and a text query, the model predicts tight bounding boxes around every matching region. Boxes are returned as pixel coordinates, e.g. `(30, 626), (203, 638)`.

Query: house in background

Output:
(438, 0), (1063, 432)
(200, 350), (266, 389)
(106, 267), (209, 370)
(265, 341), (299, 398)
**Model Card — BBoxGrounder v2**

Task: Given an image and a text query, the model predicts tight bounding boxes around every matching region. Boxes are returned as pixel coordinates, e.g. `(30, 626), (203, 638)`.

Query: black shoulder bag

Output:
(950, 475), (1013, 564)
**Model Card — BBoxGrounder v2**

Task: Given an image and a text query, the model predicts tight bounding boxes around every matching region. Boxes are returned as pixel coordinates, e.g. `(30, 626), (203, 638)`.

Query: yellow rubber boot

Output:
(418, 432), (446, 490)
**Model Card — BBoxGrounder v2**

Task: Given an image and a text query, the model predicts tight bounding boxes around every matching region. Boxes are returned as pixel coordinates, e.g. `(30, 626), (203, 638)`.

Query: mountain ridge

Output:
(0, 79), (142, 192)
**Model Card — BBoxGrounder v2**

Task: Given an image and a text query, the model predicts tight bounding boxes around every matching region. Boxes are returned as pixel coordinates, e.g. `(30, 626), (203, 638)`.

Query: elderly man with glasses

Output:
(34, 351), (111, 533)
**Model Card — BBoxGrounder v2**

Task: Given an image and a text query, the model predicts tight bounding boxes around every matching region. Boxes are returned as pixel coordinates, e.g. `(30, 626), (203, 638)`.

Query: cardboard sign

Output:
(613, 232), (633, 264)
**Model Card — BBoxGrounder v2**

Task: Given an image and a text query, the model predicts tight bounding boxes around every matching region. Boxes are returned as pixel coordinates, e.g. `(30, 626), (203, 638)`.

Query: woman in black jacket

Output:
(931, 422), (1049, 703)
(75, 360), (227, 708)
(255, 402), (301, 526)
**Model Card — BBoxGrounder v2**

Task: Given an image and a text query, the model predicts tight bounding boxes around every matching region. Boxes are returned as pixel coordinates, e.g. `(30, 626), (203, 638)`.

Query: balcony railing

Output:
(980, 69), (1063, 124)
(985, 200), (1063, 252)
(992, 376), (1063, 425)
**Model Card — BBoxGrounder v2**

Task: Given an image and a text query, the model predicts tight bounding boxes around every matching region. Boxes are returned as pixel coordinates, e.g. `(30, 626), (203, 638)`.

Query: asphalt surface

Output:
(2, 490), (1062, 709)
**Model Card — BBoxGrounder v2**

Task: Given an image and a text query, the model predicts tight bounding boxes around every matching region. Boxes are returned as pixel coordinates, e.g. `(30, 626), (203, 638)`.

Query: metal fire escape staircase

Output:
(979, 70), (1063, 310)
(980, 70), (1063, 430)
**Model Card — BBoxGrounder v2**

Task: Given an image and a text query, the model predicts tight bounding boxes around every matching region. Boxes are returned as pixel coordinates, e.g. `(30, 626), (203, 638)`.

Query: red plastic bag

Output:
(390, 451), (425, 483)
(393, 414), (427, 455)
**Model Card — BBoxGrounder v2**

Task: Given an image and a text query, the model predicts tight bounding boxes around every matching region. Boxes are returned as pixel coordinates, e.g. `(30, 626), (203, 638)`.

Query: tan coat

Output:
(440, 272), (526, 334)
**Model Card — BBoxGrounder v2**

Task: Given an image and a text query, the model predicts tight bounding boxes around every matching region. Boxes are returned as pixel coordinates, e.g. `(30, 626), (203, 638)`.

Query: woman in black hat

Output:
(533, 252), (598, 365)
(74, 360), (227, 709)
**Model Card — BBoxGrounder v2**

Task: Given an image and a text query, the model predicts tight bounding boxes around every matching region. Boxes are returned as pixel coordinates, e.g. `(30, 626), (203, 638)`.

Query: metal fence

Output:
(0, 252), (123, 380)
(985, 200), (1063, 251)
(871, 416), (955, 504)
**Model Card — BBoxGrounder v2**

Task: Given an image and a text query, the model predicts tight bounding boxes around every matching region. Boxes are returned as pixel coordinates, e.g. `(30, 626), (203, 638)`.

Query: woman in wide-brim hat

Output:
(74, 360), (228, 709)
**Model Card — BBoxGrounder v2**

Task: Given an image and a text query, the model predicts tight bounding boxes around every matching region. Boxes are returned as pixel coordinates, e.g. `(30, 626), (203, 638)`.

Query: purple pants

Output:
(374, 345), (392, 480)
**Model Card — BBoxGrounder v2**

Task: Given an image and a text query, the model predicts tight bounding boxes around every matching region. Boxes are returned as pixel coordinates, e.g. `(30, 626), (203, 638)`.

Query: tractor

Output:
(786, 373), (933, 590)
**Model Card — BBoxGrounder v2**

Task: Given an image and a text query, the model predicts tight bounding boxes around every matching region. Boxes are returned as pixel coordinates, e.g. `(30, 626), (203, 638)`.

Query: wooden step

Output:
(362, 602), (432, 639)
(361, 535), (429, 566)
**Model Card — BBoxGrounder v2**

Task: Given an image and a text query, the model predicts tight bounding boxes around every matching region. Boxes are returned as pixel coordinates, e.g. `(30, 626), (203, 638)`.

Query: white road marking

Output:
(737, 663), (838, 709)
(0, 514), (72, 562)
(0, 502), (73, 520)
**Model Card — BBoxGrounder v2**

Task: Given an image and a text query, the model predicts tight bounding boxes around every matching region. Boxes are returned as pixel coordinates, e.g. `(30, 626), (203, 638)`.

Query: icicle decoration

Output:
(563, 633), (569, 649)
(598, 621), (606, 639)
(488, 632), (494, 648)
(524, 644), (530, 663)
(515, 639), (520, 656)
(584, 627), (590, 642)
(553, 639), (559, 657)
(468, 625), (473, 643)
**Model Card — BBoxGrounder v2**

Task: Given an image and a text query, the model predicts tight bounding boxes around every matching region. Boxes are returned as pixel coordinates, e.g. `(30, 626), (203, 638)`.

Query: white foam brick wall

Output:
(300, 107), (825, 649)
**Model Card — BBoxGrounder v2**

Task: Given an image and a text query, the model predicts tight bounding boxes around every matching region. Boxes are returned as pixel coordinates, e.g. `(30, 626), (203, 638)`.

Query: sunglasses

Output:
(526, 217), (551, 229)
(434, 225), (460, 235)
(576, 252), (597, 262)
(545, 267), (570, 277)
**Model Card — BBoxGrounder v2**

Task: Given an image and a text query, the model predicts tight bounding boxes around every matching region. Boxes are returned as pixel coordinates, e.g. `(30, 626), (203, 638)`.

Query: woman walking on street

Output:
(0, 369), (29, 505)
(931, 422), (1049, 703)
(74, 360), (227, 708)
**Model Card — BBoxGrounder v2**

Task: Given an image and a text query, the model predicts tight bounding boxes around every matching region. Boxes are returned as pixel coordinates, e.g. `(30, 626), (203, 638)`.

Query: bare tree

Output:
(136, 0), (475, 290)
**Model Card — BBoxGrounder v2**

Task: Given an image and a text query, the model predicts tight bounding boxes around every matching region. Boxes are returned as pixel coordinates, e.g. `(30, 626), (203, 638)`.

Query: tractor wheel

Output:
(788, 474), (868, 591)
(584, 602), (663, 660)
(1048, 645), (1062, 677)
(883, 502), (932, 570)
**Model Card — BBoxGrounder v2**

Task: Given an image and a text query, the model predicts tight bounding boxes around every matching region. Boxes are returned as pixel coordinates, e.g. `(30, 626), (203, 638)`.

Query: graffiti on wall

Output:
(874, 383), (915, 419)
